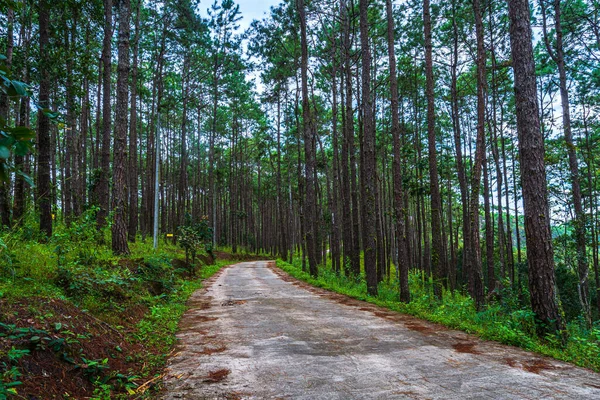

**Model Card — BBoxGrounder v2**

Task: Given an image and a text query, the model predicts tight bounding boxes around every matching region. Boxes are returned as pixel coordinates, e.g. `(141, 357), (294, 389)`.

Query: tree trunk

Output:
(541, 0), (591, 327)
(97, 0), (112, 229)
(37, 0), (53, 238)
(0, 7), (14, 227)
(507, 0), (565, 336)
(277, 93), (288, 261)
(423, 0), (445, 296)
(298, 0), (318, 277)
(128, 0), (141, 242)
(464, 0), (486, 309)
(359, 0), (377, 296)
(386, 0), (410, 302)
(112, 0), (131, 255)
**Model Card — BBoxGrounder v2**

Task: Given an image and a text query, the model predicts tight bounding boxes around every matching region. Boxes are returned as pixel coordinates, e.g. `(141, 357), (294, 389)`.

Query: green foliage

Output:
(0, 53), (59, 184)
(276, 259), (600, 372)
(177, 214), (214, 269)
(0, 346), (28, 399)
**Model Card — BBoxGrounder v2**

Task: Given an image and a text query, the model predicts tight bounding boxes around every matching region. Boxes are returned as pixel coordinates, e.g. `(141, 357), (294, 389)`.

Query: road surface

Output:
(163, 261), (600, 399)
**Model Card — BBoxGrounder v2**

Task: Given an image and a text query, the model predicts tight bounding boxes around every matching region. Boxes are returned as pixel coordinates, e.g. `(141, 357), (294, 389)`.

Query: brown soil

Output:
(522, 359), (556, 374)
(0, 297), (150, 399)
(118, 257), (146, 271)
(195, 345), (227, 355)
(0, 254), (238, 399)
(452, 342), (481, 354)
(502, 357), (557, 374)
(503, 357), (518, 367)
(221, 300), (247, 306)
(203, 368), (230, 383)
(224, 391), (249, 399)
(404, 323), (435, 334)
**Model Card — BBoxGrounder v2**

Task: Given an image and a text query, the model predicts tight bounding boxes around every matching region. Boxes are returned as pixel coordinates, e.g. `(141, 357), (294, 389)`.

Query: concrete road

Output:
(163, 261), (600, 399)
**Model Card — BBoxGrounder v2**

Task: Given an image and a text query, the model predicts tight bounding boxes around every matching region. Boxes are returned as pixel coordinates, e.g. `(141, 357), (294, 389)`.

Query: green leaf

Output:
(16, 170), (34, 187)
(54, 322), (62, 331)
(41, 108), (59, 119)
(14, 141), (32, 156)
(11, 126), (35, 140)
(7, 80), (29, 97)
(0, 146), (10, 159)
(0, 54), (7, 61)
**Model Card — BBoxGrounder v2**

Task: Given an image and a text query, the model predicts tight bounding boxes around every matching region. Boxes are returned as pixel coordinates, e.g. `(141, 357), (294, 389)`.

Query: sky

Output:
(233, 0), (282, 31)
(198, 0), (282, 32)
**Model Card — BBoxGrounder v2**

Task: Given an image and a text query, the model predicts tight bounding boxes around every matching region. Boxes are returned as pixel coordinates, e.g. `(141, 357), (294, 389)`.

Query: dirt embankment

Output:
(0, 297), (150, 398)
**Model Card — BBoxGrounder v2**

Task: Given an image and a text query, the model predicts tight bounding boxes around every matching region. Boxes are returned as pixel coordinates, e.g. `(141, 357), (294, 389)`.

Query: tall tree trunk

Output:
(341, 0), (360, 276)
(583, 103), (600, 316)
(179, 54), (190, 228)
(298, 0), (318, 277)
(541, 0), (591, 327)
(507, 0), (565, 336)
(13, 15), (30, 226)
(128, 0), (141, 242)
(423, 0), (445, 296)
(112, 0), (130, 255)
(277, 93), (288, 261)
(464, 0), (486, 309)
(359, 0), (377, 296)
(37, 0), (52, 238)
(386, 0), (410, 302)
(330, 46), (341, 274)
(97, 0), (113, 229)
(483, 151), (495, 290)
(450, 0), (469, 288)
(0, 7), (14, 227)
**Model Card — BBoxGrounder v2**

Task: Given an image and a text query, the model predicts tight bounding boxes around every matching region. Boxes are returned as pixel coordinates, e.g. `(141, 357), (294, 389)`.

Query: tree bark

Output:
(507, 0), (565, 336)
(541, 0), (591, 327)
(128, 0), (141, 242)
(298, 0), (318, 277)
(97, 0), (113, 229)
(112, 0), (131, 255)
(423, 0), (445, 296)
(464, 0), (486, 309)
(359, 0), (378, 296)
(37, 0), (53, 238)
(386, 0), (410, 302)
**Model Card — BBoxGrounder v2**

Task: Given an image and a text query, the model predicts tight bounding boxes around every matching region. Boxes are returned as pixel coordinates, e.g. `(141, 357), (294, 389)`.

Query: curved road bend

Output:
(163, 261), (600, 400)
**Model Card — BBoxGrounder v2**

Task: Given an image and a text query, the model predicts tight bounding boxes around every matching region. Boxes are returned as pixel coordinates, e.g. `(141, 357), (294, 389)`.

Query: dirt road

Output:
(163, 261), (600, 399)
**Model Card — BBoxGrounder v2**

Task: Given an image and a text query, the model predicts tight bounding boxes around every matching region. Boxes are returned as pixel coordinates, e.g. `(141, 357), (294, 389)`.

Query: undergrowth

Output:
(276, 259), (600, 372)
(0, 210), (233, 399)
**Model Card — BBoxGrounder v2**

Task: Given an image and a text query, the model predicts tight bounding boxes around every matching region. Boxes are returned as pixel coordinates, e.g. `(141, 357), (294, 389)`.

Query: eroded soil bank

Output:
(163, 261), (600, 399)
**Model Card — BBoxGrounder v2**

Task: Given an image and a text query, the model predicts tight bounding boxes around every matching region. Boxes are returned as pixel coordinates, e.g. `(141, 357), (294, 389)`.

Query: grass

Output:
(276, 258), (600, 372)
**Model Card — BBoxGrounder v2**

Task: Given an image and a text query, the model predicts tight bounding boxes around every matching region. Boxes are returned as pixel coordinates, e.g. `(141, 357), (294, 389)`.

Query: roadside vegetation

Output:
(0, 211), (229, 399)
(276, 259), (600, 373)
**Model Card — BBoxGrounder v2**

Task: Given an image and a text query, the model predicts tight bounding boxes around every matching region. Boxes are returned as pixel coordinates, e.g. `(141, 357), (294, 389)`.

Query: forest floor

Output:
(0, 238), (269, 399)
(163, 260), (600, 400)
